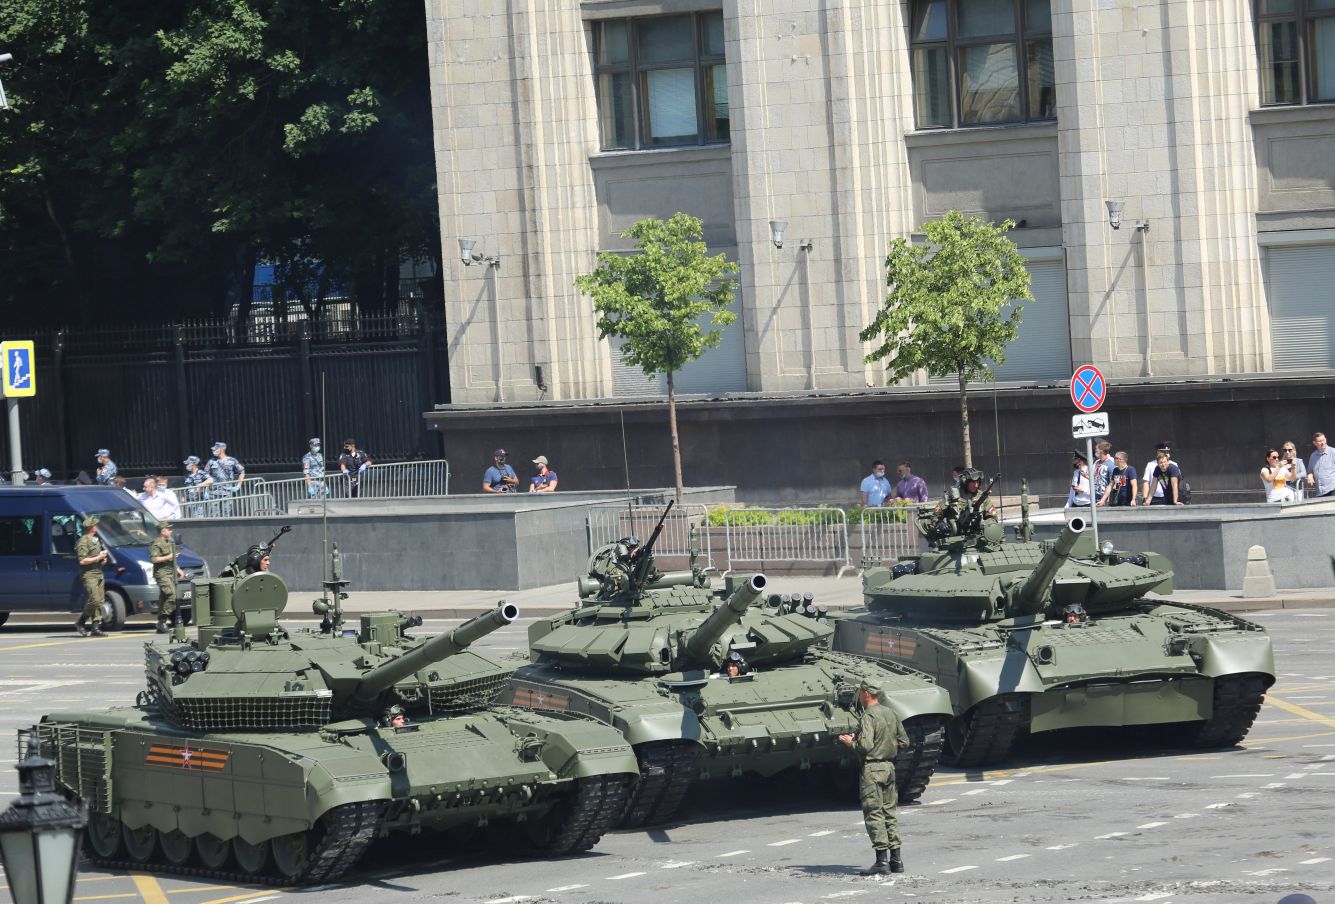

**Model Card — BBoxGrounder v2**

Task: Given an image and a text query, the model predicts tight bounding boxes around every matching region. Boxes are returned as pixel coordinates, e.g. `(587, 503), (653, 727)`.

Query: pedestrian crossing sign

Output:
(1, 340), (36, 398)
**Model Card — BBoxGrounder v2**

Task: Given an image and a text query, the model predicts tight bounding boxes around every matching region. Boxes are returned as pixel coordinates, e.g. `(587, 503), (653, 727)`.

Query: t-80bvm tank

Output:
(829, 482), (1276, 766)
(26, 540), (638, 884)
(502, 504), (953, 827)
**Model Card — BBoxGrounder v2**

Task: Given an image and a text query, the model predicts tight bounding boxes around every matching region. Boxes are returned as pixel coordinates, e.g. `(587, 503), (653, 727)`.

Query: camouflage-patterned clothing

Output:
(302, 451), (327, 497)
(74, 533), (106, 625)
(95, 459), (118, 486)
(206, 454), (245, 488)
(856, 702), (910, 850)
(149, 536), (177, 618)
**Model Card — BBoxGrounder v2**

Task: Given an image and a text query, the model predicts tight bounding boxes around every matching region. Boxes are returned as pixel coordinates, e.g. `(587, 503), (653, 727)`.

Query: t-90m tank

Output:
(502, 504), (953, 827)
(26, 539), (638, 884)
(829, 483), (1276, 767)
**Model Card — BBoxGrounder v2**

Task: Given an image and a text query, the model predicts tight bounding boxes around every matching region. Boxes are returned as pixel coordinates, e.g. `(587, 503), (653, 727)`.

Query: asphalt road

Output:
(0, 610), (1333, 904)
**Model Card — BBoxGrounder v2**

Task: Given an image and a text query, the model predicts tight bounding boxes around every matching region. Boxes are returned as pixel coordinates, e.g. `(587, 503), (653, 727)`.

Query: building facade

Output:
(424, 0), (1335, 405)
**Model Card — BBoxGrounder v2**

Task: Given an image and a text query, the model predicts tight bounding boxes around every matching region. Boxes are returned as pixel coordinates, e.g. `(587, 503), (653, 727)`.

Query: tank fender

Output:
(958, 648), (1046, 711)
(501, 712), (640, 780)
(1189, 633), (1276, 681)
(618, 707), (703, 747)
(879, 684), (953, 724)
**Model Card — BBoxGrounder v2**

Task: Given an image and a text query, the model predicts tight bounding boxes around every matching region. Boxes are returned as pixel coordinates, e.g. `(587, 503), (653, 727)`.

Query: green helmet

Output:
(961, 468), (985, 484)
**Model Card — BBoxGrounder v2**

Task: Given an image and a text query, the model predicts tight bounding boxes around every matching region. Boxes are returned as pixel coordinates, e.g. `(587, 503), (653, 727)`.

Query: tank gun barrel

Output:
(1012, 517), (1084, 615)
(353, 602), (518, 701)
(684, 574), (767, 662)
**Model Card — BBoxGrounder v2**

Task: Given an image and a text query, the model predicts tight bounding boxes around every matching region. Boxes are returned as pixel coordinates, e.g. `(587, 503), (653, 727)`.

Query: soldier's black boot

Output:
(889, 848), (904, 873)
(859, 849), (889, 876)
(74, 618), (89, 637)
(155, 616), (169, 634)
(90, 622), (106, 637)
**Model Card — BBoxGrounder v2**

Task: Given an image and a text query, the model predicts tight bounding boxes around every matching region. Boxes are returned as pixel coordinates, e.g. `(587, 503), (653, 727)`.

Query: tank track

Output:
(86, 800), (385, 886)
(1183, 672), (1271, 748)
(943, 694), (1030, 768)
(620, 742), (700, 828)
(895, 715), (945, 803)
(533, 774), (630, 855)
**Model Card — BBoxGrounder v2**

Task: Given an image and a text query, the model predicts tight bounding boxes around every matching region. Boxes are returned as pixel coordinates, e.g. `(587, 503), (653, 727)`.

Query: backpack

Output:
(1157, 463), (1190, 504)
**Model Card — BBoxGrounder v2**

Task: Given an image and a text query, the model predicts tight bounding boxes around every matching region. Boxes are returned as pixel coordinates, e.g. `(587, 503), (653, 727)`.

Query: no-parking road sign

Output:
(1070, 364), (1106, 413)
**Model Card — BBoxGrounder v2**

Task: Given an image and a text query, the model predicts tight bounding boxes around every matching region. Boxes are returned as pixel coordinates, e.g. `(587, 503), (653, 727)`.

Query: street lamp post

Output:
(0, 737), (86, 904)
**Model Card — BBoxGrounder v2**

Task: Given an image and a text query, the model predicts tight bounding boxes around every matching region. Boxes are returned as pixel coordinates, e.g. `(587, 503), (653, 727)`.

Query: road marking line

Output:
(545, 885), (588, 892)
(659, 860), (696, 868)
(989, 779), (1014, 785)
(1301, 857), (1332, 864)
(768, 839), (801, 847)
(1136, 822), (1168, 829)
(1212, 773), (1273, 777)
(0, 636), (142, 651)
(1095, 832), (1128, 839)
(1120, 776), (1170, 781)
(130, 874), (170, 904)
(168, 887), (237, 894)
(925, 798), (955, 806)
(1204, 803), (1232, 809)
(484, 898), (534, 904)
(960, 788), (987, 796)
(1134, 894), (1174, 902)
(1308, 772), (1335, 775)
(1245, 868), (1289, 877)
(820, 892), (868, 899)
(939, 865), (977, 874)
(995, 854), (1030, 861)
(1267, 696), (1335, 729)
(198, 896), (280, 904)
(1284, 772), (1309, 779)
(717, 850), (749, 857)
(1236, 793), (1259, 799)
(1263, 783), (1288, 789)
(606, 872), (645, 880)
(1173, 813), (1201, 819)
(72, 895), (137, 901)
(1046, 844), (1078, 850)
(808, 830), (835, 837)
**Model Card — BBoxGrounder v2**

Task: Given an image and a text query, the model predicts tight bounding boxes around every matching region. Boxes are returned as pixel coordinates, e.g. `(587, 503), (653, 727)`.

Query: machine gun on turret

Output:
(627, 501), (674, 591)
(959, 473), (1000, 536)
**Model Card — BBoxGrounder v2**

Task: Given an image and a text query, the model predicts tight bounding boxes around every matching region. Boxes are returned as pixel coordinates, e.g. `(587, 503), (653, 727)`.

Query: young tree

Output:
(860, 211), (1033, 468)
(576, 213), (739, 503)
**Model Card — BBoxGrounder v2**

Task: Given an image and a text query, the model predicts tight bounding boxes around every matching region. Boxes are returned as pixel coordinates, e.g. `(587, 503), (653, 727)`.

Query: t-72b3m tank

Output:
(502, 504), (953, 828)
(829, 483), (1276, 767)
(25, 539), (638, 884)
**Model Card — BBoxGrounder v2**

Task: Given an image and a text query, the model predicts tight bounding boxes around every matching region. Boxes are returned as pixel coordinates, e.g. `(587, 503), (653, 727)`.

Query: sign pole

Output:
(1086, 435), (1097, 550)
(6, 397), (21, 485)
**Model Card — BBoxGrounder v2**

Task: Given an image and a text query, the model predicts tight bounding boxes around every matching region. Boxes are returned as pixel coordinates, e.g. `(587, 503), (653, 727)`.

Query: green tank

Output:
(25, 538), (638, 884)
(829, 481), (1276, 767)
(501, 504), (953, 828)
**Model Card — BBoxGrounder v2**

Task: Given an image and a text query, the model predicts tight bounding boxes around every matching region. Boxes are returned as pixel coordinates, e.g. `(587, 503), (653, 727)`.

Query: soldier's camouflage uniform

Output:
(149, 535), (177, 620)
(856, 699), (910, 851)
(74, 531), (106, 628)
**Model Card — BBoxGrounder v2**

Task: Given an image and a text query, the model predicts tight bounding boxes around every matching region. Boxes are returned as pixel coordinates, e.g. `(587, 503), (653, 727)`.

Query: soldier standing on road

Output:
(94, 449), (117, 486)
(838, 677), (909, 876)
(149, 522), (185, 633)
(74, 515), (109, 637)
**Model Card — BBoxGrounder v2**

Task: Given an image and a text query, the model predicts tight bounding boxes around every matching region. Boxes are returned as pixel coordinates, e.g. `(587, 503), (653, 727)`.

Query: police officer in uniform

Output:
(73, 515), (109, 636)
(838, 677), (909, 875)
(149, 522), (185, 633)
(94, 449), (117, 486)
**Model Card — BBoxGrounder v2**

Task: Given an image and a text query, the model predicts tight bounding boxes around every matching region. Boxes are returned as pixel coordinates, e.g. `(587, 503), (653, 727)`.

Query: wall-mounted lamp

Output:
(458, 238), (501, 269)
(769, 220), (787, 249)
(1105, 200), (1149, 233)
(798, 239), (814, 252)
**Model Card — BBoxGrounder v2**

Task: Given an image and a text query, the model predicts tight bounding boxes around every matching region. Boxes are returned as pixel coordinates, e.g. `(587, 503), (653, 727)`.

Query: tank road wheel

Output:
(195, 834), (231, 870)
(621, 742), (701, 829)
(943, 694), (1030, 769)
(232, 837), (270, 875)
(85, 812), (123, 859)
(526, 775), (630, 855)
(159, 829), (193, 866)
(270, 831), (310, 880)
(122, 824), (158, 862)
(895, 716), (946, 803)
(1181, 673), (1272, 748)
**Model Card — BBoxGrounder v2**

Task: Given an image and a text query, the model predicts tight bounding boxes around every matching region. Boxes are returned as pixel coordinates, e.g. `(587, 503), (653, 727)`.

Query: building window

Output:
(593, 13), (728, 151)
(1256, 0), (1335, 105)
(909, 0), (1055, 129)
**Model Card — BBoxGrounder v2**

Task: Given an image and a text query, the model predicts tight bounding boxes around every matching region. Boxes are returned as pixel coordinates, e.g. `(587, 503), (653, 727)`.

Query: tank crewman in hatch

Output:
(74, 515), (109, 637)
(838, 677), (910, 876)
(720, 650), (751, 678)
(149, 522), (186, 633)
(382, 704), (408, 729)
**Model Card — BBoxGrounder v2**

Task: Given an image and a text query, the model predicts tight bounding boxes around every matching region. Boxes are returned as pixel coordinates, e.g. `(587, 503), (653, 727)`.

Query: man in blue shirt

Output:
(528, 455), (559, 492)
(860, 461), (892, 507)
(482, 448), (518, 493)
(1307, 432), (1335, 498)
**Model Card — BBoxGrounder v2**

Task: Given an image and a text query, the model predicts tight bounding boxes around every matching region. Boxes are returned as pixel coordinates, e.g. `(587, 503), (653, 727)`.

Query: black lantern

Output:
(0, 737), (86, 904)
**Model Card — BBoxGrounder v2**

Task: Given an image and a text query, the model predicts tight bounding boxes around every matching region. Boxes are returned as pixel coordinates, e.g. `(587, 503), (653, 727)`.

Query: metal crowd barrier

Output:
(722, 507), (856, 578)
(586, 503), (715, 572)
(857, 506), (925, 564)
(173, 460), (451, 518)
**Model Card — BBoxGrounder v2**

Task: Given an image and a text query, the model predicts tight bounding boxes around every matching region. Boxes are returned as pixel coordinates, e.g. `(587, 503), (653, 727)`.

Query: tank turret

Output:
(1009, 516), (1085, 615)
(353, 603), (518, 701)
(682, 574), (766, 664)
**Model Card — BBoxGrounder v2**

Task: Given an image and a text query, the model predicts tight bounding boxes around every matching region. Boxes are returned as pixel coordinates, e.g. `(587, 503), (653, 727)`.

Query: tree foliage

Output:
(0, 0), (440, 327)
(860, 211), (1033, 466)
(575, 212), (739, 501)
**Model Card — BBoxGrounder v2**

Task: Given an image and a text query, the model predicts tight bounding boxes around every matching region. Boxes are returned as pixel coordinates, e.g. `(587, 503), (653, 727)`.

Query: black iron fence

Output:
(1, 309), (448, 478)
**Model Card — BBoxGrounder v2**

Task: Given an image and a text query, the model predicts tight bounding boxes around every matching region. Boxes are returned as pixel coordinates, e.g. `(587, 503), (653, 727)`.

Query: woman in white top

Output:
(1280, 441), (1307, 500)
(1260, 447), (1296, 504)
